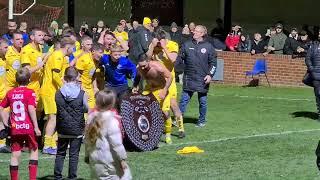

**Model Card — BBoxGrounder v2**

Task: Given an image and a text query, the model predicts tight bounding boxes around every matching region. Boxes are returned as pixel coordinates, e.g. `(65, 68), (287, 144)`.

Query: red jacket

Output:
(225, 34), (240, 51)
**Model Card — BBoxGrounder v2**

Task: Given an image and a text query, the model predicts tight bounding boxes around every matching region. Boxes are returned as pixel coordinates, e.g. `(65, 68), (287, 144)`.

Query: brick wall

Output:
(217, 52), (307, 87)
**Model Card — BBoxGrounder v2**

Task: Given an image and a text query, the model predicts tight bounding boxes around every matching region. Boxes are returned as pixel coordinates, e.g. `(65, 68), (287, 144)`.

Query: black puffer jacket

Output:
(56, 90), (86, 136)
(179, 39), (217, 93)
(305, 41), (320, 80)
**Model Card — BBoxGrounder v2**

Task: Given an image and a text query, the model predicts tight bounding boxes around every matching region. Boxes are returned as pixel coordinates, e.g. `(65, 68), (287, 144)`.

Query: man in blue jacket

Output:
(179, 25), (217, 127)
(100, 45), (137, 98)
(3, 19), (29, 46)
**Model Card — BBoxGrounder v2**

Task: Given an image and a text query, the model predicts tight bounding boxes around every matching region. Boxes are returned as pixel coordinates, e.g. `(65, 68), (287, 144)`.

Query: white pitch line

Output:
(208, 94), (313, 101)
(1, 129), (320, 163)
(170, 128), (320, 147)
(0, 153), (85, 163)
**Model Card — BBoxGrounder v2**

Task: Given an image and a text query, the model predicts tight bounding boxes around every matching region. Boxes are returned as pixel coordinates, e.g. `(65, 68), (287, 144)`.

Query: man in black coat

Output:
(305, 40), (320, 117)
(128, 17), (153, 64)
(178, 25), (217, 127)
(307, 34), (320, 171)
(292, 31), (311, 58)
(284, 28), (300, 55)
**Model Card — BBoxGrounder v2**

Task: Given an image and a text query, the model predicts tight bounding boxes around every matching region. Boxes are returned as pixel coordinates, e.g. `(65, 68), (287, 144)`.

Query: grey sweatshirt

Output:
(60, 82), (88, 111)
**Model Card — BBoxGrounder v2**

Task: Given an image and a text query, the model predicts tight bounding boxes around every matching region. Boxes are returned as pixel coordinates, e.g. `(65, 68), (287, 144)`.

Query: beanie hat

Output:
(143, 17), (152, 25)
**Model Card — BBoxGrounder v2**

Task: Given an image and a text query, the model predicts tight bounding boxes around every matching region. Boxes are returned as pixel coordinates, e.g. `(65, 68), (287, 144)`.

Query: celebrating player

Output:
(75, 38), (103, 111)
(133, 54), (173, 144)
(21, 28), (48, 105)
(5, 31), (24, 89)
(40, 37), (75, 155)
(149, 29), (186, 138)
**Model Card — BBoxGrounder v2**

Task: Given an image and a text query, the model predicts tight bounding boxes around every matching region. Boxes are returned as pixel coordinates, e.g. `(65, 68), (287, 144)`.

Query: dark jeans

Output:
(313, 80), (320, 114)
(316, 140), (320, 171)
(106, 84), (129, 110)
(54, 137), (82, 180)
(106, 84), (129, 98)
(179, 90), (208, 124)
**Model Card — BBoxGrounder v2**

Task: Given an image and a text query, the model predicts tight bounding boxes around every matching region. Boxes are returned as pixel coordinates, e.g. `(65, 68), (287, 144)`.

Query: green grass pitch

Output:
(1, 85), (320, 179)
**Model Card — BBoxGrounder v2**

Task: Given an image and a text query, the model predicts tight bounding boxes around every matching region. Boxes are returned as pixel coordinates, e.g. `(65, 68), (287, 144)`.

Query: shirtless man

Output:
(133, 54), (174, 144)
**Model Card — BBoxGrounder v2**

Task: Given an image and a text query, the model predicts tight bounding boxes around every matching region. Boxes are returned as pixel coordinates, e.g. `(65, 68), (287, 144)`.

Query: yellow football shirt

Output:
(75, 41), (81, 51)
(114, 31), (129, 42)
(153, 40), (179, 99)
(21, 43), (43, 95)
(5, 46), (21, 88)
(40, 50), (65, 96)
(75, 52), (97, 109)
(0, 58), (6, 100)
(60, 57), (69, 78)
(73, 49), (83, 58)
(75, 52), (96, 90)
(48, 45), (54, 53)
(104, 50), (110, 55)
(154, 40), (179, 77)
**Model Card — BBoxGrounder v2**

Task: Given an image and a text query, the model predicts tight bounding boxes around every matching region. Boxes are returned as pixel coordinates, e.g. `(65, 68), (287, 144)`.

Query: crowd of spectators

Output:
(4, 18), (317, 59)
(216, 20), (315, 58)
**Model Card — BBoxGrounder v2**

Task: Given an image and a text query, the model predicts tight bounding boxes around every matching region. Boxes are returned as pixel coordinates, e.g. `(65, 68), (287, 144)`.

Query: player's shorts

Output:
(41, 95), (57, 115)
(83, 88), (95, 109)
(143, 87), (170, 112)
(11, 134), (38, 152)
(168, 78), (177, 99)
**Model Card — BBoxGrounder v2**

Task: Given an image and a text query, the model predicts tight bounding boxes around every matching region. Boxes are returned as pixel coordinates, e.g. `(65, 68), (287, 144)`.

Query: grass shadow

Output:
(0, 176), (8, 180)
(37, 175), (86, 180)
(37, 175), (54, 180)
(183, 117), (198, 124)
(291, 111), (318, 120)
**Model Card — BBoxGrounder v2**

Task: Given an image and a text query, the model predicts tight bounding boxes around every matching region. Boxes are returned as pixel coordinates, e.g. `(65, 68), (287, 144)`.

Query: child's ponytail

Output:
(86, 113), (104, 146)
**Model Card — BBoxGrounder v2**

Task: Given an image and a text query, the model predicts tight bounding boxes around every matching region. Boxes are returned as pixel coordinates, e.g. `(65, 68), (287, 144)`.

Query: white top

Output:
(85, 111), (127, 165)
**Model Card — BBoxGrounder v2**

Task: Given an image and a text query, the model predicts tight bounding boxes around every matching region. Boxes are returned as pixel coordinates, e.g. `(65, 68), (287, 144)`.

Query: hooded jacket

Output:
(56, 82), (88, 136)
